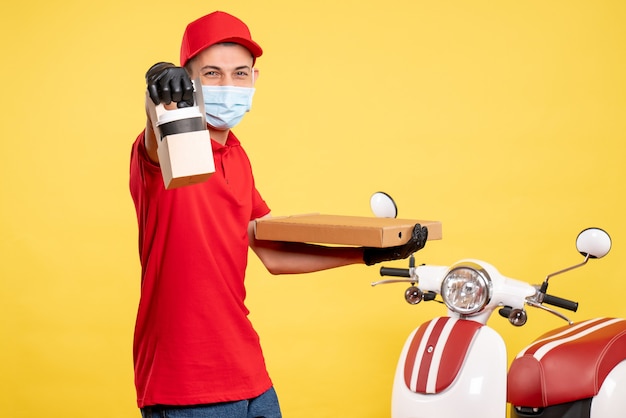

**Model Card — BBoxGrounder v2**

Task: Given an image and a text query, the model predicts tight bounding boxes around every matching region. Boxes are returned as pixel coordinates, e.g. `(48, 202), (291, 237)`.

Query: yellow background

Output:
(1, 0), (625, 417)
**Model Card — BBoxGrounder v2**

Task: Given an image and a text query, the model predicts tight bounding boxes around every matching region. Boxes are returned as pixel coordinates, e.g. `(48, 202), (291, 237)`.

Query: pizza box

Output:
(255, 214), (442, 248)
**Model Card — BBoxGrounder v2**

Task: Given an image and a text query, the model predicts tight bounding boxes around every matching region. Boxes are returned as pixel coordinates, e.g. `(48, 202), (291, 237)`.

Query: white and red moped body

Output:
(375, 228), (626, 418)
(390, 314), (626, 418)
(392, 316), (507, 418)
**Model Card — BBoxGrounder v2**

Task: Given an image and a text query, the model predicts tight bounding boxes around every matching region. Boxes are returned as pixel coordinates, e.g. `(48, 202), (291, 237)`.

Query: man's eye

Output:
(204, 71), (219, 77)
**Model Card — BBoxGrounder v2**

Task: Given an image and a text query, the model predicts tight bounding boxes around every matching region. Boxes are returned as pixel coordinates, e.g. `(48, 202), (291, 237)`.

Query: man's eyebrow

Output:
(199, 65), (252, 72)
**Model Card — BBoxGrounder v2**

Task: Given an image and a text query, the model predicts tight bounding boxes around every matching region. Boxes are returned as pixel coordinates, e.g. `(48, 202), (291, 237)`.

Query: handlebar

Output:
(542, 294), (579, 312)
(379, 267), (410, 278)
(380, 266), (579, 313)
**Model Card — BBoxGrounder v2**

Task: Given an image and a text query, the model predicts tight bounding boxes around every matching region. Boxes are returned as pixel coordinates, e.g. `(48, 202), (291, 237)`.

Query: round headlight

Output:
(441, 262), (492, 315)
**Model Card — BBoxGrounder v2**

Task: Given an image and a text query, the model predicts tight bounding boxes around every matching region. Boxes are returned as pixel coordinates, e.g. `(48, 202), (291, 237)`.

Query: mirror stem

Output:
(540, 253), (590, 293)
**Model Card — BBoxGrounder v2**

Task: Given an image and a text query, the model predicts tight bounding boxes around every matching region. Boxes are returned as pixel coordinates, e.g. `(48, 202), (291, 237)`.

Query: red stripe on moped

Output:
(404, 317), (483, 394)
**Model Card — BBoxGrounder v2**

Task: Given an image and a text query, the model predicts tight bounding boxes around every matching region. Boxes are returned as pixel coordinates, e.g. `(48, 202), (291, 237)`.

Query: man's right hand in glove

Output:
(143, 62), (196, 163)
(145, 62), (195, 107)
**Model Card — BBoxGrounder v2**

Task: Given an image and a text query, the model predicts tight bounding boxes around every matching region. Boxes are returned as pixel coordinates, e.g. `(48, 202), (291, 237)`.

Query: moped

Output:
(369, 194), (625, 417)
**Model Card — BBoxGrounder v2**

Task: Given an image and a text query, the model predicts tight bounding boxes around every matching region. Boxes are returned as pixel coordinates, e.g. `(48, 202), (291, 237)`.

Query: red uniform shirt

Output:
(129, 130), (272, 407)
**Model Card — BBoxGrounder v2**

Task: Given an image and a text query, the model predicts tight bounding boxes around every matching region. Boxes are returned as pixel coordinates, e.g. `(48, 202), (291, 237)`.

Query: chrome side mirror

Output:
(370, 191), (398, 218)
(541, 227), (611, 292)
(576, 228), (611, 259)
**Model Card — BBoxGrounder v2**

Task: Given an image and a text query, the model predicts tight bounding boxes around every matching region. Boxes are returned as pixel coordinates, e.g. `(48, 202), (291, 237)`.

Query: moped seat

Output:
(507, 317), (626, 407)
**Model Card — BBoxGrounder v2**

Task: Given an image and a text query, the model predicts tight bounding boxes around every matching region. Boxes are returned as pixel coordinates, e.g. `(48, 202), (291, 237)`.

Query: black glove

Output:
(145, 62), (194, 108)
(363, 224), (428, 266)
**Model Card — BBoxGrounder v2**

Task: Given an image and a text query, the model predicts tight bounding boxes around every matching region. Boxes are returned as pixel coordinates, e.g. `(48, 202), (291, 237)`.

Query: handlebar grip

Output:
(543, 294), (579, 312)
(379, 267), (411, 277)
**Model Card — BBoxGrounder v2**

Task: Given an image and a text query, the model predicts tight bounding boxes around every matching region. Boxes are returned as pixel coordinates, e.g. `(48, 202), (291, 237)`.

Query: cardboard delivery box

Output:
(255, 214), (442, 248)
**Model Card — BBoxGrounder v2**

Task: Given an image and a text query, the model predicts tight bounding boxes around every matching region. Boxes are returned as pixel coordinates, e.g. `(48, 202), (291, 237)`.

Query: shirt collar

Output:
(211, 130), (241, 152)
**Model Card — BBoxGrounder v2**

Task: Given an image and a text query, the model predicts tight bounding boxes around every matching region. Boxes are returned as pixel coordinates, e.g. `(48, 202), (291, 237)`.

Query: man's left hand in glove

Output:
(362, 224), (429, 266)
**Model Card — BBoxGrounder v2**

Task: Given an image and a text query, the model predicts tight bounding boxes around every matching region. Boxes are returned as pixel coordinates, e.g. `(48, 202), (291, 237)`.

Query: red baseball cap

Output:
(180, 11), (263, 67)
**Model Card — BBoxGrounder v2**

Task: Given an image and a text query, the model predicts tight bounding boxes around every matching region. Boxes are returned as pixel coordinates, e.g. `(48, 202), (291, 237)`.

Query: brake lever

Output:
(525, 299), (573, 325)
(371, 278), (416, 287)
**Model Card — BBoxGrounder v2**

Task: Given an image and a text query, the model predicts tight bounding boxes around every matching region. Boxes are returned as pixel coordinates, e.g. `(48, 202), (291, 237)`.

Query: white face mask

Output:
(201, 85), (255, 130)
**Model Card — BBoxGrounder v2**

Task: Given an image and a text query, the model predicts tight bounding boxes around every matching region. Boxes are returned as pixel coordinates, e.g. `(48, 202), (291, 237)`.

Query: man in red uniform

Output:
(130, 10), (427, 418)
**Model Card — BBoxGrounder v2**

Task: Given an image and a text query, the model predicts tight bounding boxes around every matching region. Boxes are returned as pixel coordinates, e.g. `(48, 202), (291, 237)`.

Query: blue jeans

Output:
(140, 387), (282, 418)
